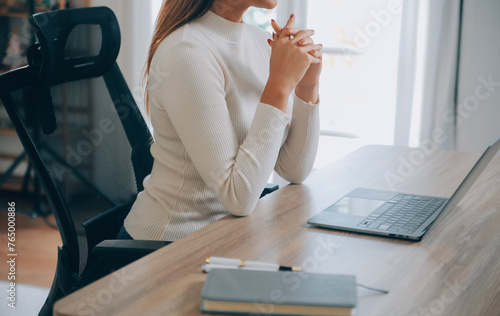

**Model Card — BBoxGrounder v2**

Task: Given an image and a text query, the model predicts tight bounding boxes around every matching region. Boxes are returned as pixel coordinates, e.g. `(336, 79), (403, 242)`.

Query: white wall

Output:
(455, 0), (500, 153)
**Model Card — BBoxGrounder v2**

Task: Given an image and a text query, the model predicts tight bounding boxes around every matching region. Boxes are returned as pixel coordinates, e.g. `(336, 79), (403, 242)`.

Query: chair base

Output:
(39, 246), (80, 316)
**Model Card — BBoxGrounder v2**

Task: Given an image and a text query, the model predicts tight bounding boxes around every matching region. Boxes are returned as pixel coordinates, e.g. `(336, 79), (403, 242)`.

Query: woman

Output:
(119, 0), (323, 241)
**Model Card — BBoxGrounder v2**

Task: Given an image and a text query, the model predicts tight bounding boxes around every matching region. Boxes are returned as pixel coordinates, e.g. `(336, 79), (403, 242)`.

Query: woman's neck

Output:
(210, 0), (248, 23)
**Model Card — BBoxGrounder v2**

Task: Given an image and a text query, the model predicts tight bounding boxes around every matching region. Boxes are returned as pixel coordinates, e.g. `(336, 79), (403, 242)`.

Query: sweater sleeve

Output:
(274, 94), (320, 183)
(150, 41), (289, 216)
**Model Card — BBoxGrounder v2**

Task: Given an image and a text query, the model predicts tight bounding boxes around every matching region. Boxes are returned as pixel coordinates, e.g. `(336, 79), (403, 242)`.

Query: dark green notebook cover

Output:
(200, 269), (357, 315)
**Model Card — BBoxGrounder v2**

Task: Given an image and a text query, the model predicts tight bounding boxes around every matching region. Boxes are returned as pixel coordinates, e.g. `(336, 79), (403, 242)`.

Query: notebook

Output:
(200, 269), (357, 316)
(308, 137), (500, 241)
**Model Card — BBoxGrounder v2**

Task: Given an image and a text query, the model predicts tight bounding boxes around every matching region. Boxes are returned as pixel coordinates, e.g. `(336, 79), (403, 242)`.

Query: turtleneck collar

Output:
(195, 10), (246, 43)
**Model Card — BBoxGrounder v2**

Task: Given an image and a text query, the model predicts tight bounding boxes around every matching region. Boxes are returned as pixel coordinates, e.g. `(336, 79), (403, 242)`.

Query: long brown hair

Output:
(144, 0), (215, 114)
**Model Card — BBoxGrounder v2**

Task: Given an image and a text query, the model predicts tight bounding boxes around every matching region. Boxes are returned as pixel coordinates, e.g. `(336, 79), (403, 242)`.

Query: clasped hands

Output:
(267, 14), (322, 104)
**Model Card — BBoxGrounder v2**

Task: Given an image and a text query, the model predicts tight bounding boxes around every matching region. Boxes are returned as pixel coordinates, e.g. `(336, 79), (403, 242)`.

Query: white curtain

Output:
(394, 0), (462, 150)
(90, 0), (155, 123)
(393, 0), (420, 147)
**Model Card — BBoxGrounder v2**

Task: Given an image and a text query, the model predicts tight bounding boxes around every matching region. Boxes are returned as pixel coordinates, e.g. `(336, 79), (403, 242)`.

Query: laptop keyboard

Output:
(357, 194), (447, 234)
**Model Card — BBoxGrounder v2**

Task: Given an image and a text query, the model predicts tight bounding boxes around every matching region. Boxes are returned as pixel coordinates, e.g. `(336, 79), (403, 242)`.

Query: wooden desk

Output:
(54, 145), (500, 316)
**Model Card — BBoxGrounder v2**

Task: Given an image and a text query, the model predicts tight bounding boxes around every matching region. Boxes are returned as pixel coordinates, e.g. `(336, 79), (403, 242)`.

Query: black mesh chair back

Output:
(0, 6), (155, 315)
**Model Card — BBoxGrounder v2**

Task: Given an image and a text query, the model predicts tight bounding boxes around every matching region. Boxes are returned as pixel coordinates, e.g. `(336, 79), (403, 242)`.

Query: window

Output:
(277, 0), (403, 167)
(305, 1), (402, 143)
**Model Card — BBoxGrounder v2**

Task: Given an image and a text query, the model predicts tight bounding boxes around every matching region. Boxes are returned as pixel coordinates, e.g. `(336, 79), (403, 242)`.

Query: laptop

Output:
(307, 137), (500, 241)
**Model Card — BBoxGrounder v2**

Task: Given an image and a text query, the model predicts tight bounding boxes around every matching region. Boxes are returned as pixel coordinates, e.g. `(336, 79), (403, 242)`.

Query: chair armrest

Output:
(78, 240), (170, 287)
(93, 239), (171, 257)
(82, 200), (135, 255)
(92, 239), (171, 271)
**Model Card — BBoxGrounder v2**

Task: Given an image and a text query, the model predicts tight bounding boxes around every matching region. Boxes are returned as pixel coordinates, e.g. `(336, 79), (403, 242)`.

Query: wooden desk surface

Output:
(54, 145), (500, 316)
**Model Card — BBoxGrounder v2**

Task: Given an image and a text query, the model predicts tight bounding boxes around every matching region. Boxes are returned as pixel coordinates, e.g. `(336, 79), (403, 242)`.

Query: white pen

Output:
(206, 256), (242, 266)
(205, 257), (302, 272)
(202, 264), (277, 273)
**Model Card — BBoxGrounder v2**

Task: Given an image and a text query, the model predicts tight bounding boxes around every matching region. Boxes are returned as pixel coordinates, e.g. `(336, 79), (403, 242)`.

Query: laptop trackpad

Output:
(309, 197), (385, 226)
(328, 197), (385, 216)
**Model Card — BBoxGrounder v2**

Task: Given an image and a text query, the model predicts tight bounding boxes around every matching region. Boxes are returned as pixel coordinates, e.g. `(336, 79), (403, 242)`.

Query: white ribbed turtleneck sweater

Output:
(124, 10), (320, 241)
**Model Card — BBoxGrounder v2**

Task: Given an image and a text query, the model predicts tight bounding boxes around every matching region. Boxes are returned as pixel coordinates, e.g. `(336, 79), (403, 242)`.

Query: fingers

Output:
(280, 27), (302, 41)
(309, 43), (323, 52)
(272, 13), (296, 37)
(274, 29), (301, 41)
(310, 55), (322, 64)
(270, 28), (323, 61)
(269, 29), (310, 47)
(311, 47), (323, 61)
(297, 37), (314, 46)
(283, 13), (295, 30)
(275, 26), (300, 41)
(277, 28), (313, 44)
(290, 29), (315, 43)
(303, 44), (323, 61)
(268, 15), (323, 62)
(271, 19), (281, 35)
(306, 46), (323, 63)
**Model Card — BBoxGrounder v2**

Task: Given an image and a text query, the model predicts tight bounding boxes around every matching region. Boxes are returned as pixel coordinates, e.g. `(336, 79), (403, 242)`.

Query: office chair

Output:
(0, 7), (169, 316)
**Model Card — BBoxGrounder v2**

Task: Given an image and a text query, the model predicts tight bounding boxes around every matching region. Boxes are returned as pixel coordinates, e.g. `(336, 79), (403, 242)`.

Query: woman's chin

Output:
(253, 0), (278, 10)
